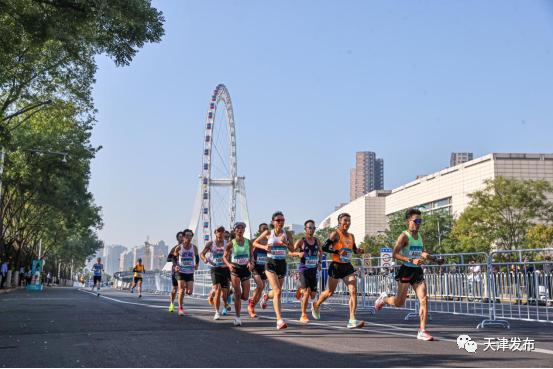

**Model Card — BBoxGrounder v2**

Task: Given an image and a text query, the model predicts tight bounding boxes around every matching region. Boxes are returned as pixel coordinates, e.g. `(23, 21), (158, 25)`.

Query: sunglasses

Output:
(274, 218), (285, 222)
(412, 219), (423, 225)
(306, 226), (316, 230)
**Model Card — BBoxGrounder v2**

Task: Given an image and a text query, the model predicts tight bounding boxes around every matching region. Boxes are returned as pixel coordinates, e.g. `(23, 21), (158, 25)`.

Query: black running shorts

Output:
(211, 267), (230, 289)
(252, 264), (267, 280)
(394, 265), (424, 286)
(328, 262), (355, 280)
(133, 277), (143, 284)
(175, 273), (194, 282)
(231, 264), (251, 282)
(300, 268), (318, 292)
(266, 259), (287, 279)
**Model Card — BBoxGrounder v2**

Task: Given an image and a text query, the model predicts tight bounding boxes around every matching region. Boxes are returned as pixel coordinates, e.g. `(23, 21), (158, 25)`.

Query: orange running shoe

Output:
(247, 299), (257, 318)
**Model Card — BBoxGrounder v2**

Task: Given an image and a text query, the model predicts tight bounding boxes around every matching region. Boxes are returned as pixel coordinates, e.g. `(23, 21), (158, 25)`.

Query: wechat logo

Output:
(457, 335), (478, 353)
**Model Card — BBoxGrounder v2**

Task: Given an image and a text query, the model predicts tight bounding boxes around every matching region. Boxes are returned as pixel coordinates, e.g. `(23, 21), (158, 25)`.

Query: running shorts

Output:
(299, 268), (318, 292)
(252, 265), (267, 280)
(175, 273), (194, 282)
(211, 267), (231, 289)
(328, 262), (355, 280)
(231, 264), (251, 282)
(133, 277), (143, 284)
(93, 276), (101, 284)
(394, 265), (424, 285)
(266, 259), (287, 279)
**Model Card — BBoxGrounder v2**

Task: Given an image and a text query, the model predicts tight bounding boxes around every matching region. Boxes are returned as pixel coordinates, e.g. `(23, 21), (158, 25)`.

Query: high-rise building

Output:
(350, 151), (384, 201)
(450, 152), (474, 167)
(104, 245), (126, 275)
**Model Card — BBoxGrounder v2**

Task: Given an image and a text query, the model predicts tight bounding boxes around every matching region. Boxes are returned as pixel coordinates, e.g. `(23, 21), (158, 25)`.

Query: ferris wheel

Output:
(188, 84), (251, 247)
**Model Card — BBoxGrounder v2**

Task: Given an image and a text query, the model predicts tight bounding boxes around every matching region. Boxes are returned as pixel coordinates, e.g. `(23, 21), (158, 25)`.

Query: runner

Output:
(173, 229), (199, 316)
(249, 223), (269, 318)
(374, 208), (441, 341)
(200, 226), (231, 320)
(224, 222), (253, 326)
(311, 213), (365, 329)
(167, 231), (183, 313)
(292, 219), (322, 323)
(130, 258), (145, 298)
(91, 257), (104, 296)
(224, 230), (234, 312)
(253, 211), (295, 330)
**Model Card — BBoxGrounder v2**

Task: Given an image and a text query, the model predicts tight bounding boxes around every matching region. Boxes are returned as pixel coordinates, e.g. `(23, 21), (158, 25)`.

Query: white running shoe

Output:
(213, 312), (221, 321)
(233, 317), (242, 326)
(374, 292), (387, 311)
(276, 319), (288, 330)
(417, 329), (434, 341)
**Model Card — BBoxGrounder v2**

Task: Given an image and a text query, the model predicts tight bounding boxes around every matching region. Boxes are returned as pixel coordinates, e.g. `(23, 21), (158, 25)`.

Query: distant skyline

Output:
(89, 0), (553, 247)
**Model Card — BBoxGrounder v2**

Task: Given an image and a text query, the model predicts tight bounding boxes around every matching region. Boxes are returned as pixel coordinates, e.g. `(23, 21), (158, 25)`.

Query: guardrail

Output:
(112, 249), (553, 328)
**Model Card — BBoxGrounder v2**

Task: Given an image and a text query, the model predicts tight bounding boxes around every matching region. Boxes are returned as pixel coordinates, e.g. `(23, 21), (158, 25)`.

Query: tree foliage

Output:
(449, 177), (553, 253)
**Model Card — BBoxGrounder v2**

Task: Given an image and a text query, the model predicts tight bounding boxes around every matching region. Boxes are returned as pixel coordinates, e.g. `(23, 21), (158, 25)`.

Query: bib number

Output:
(233, 254), (249, 265)
(179, 258), (194, 273)
(270, 245), (287, 260)
(256, 255), (267, 265)
(408, 246), (423, 259)
(340, 248), (352, 263)
(305, 255), (318, 268)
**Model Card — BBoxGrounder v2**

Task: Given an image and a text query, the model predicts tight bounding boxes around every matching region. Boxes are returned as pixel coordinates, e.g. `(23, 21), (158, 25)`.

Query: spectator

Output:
(544, 256), (552, 306)
(46, 272), (52, 286)
(25, 269), (32, 286)
(0, 258), (8, 289)
(523, 258), (536, 305)
(19, 266), (25, 286)
(468, 259), (482, 301)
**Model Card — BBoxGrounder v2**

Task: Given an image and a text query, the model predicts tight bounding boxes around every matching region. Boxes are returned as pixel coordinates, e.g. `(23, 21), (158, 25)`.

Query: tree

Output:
(358, 233), (388, 257)
(315, 226), (335, 242)
(0, 0), (165, 141)
(526, 224), (553, 249)
(449, 177), (553, 253)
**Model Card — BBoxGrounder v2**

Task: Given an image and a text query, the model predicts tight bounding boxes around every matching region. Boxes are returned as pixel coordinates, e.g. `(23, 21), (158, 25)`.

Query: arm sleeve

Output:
(322, 239), (339, 254)
(195, 255), (200, 265)
(166, 254), (173, 262)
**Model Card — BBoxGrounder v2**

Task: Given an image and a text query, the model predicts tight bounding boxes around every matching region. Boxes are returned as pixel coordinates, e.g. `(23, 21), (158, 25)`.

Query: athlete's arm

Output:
(393, 233), (421, 265)
(321, 231), (339, 254)
(253, 230), (270, 251)
(289, 239), (303, 257)
(285, 231), (295, 252)
(194, 245), (200, 270)
(352, 234), (364, 254)
(200, 242), (213, 264)
(167, 245), (178, 262)
(223, 243), (235, 271)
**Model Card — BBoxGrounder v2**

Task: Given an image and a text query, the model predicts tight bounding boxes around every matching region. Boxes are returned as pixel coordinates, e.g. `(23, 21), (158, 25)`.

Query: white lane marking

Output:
(77, 289), (553, 355)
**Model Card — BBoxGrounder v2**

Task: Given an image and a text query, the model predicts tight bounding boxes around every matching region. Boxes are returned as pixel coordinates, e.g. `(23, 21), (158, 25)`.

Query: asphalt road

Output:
(1, 287), (552, 367)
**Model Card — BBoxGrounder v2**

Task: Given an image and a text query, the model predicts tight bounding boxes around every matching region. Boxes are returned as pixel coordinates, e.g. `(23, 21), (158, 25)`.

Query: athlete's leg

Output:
(231, 275), (242, 317)
(214, 284), (222, 312)
(265, 271), (283, 320)
(314, 277), (339, 309)
(301, 287), (310, 320)
(185, 280), (194, 295)
(177, 280), (185, 308)
(138, 280), (142, 296)
(240, 279), (250, 301)
(344, 274), (358, 321)
(414, 281), (429, 331)
(252, 274), (264, 304)
(384, 282), (410, 307)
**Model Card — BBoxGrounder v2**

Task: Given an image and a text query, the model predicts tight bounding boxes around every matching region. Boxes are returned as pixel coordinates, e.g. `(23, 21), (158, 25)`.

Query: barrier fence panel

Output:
(110, 249), (553, 327)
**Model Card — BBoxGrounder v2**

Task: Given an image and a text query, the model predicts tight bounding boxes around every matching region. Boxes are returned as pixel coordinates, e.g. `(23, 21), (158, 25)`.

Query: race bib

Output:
(305, 255), (318, 268)
(233, 253), (249, 265)
(270, 245), (287, 260)
(340, 248), (352, 263)
(179, 257), (194, 273)
(408, 246), (423, 258)
(256, 254), (267, 265)
(211, 251), (225, 267)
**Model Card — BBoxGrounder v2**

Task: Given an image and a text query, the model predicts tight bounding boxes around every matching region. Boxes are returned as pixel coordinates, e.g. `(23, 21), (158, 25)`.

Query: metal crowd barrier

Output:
(111, 249), (553, 328)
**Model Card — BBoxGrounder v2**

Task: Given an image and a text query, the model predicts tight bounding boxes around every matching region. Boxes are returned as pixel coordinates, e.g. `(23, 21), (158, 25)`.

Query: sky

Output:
(89, 0), (553, 248)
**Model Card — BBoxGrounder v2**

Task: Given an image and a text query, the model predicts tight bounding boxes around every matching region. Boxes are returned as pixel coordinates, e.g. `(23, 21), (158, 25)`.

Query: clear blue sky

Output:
(90, 0), (553, 248)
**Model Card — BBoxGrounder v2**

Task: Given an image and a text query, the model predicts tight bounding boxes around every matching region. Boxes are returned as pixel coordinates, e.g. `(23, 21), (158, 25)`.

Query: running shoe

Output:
(276, 319), (288, 330)
(417, 329), (433, 341)
(169, 303), (174, 313)
(374, 292), (388, 311)
(213, 312), (221, 321)
(178, 307), (184, 316)
(221, 307), (228, 316)
(295, 288), (302, 300)
(311, 302), (320, 320)
(260, 293), (269, 310)
(233, 317), (242, 326)
(130, 288), (134, 293)
(347, 319), (365, 329)
(225, 303), (232, 313)
(138, 294), (142, 298)
(300, 315), (310, 324)
(247, 299), (257, 318)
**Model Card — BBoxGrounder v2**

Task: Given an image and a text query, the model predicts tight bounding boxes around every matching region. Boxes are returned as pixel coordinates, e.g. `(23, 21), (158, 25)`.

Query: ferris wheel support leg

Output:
(237, 178), (252, 239)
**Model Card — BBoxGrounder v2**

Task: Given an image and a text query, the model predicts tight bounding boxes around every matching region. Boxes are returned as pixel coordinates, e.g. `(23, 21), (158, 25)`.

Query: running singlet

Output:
(231, 239), (251, 265)
(400, 231), (423, 268)
(92, 263), (103, 276)
(267, 230), (288, 260)
(178, 245), (195, 274)
(254, 248), (267, 265)
(300, 238), (319, 270)
(331, 231), (354, 263)
(209, 240), (227, 268)
(133, 264), (145, 278)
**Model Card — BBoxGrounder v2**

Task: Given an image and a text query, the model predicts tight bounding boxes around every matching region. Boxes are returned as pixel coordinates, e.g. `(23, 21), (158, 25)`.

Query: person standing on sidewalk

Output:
(0, 258), (8, 289)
